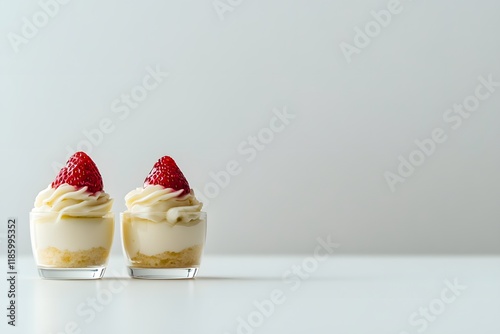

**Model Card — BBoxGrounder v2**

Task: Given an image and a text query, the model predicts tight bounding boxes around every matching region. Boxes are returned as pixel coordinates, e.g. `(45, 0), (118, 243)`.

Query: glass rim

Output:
(121, 211), (206, 215)
(29, 211), (114, 217)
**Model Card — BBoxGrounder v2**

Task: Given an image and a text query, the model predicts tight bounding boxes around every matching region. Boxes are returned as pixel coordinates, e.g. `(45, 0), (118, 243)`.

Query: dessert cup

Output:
(30, 212), (114, 279)
(121, 211), (206, 279)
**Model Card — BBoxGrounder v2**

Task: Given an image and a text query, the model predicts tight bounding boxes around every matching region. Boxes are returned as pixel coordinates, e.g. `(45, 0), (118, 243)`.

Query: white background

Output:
(1, 0), (500, 256)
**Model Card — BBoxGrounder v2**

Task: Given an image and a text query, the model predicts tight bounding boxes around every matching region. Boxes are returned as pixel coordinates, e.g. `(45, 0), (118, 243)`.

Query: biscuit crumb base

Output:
(131, 245), (202, 268)
(38, 247), (109, 268)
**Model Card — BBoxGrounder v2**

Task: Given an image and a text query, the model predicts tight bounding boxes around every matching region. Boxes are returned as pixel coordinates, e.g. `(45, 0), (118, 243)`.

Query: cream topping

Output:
(124, 185), (202, 225)
(33, 184), (113, 217)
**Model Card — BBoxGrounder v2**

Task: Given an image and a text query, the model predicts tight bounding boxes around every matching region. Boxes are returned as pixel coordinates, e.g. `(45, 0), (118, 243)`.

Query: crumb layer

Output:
(38, 247), (109, 268)
(130, 245), (202, 268)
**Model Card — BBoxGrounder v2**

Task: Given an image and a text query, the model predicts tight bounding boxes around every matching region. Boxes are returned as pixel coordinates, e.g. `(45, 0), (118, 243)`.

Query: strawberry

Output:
(52, 151), (104, 194)
(144, 156), (190, 195)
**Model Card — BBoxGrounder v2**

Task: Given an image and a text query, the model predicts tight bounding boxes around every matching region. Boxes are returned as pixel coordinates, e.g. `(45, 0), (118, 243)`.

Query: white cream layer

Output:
(121, 214), (206, 256)
(30, 215), (114, 252)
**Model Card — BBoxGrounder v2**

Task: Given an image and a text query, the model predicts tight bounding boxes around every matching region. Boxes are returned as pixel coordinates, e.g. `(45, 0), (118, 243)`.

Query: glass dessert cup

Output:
(121, 211), (206, 279)
(30, 212), (114, 279)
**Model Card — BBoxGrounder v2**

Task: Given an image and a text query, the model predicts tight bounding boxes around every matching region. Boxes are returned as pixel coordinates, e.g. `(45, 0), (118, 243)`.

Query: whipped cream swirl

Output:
(33, 184), (113, 217)
(125, 185), (202, 225)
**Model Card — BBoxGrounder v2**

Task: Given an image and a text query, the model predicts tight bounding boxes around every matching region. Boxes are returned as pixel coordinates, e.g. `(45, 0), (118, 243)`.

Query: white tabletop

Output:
(2, 255), (499, 334)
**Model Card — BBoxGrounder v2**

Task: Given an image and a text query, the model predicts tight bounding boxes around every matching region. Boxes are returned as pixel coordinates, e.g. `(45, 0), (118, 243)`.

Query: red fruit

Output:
(144, 156), (190, 195)
(51, 151), (104, 194)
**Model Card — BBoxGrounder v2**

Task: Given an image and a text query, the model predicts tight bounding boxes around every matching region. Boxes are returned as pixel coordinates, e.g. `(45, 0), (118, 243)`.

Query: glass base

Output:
(127, 267), (198, 279)
(38, 267), (106, 280)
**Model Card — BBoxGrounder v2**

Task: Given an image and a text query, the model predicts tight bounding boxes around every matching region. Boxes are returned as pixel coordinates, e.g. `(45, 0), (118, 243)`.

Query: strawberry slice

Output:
(52, 151), (104, 194)
(144, 156), (190, 195)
